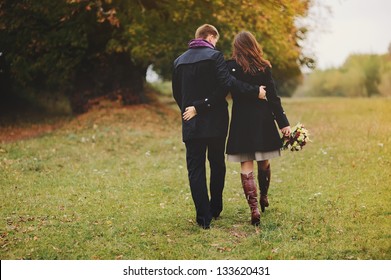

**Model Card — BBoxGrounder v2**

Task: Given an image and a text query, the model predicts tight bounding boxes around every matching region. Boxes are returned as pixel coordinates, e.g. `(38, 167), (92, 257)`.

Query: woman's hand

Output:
(258, 85), (267, 100)
(183, 106), (197, 121)
(281, 126), (291, 137)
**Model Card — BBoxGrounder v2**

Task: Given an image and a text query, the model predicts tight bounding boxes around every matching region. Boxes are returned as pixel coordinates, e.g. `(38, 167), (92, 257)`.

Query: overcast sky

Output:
(303, 0), (391, 70)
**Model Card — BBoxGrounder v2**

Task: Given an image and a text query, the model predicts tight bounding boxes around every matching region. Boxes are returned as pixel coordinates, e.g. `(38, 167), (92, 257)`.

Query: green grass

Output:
(1, 97), (390, 260)
(148, 81), (173, 97)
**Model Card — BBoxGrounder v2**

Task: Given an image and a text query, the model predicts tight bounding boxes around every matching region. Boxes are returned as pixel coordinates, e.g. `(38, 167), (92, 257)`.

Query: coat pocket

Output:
(183, 117), (197, 138)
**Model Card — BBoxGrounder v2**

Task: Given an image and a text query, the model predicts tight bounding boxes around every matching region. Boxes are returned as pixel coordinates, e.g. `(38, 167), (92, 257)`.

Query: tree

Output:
(344, 55), (381, 97)
(1, 1), (89, 112)
(296, 53), (391, 97)
(0, 0), (314, 113)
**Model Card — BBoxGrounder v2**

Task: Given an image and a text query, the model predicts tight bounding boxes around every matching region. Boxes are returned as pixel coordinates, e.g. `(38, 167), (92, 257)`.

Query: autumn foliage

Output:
(0, 0), (313, 113)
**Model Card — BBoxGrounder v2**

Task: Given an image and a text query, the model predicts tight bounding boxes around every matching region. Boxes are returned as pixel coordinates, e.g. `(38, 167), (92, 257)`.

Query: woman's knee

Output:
(240, 161), (254, 174)
(257, 160), (269, 171)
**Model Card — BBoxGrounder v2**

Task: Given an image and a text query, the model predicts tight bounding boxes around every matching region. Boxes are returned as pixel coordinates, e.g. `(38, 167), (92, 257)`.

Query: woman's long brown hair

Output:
(232, 31), (271, 75)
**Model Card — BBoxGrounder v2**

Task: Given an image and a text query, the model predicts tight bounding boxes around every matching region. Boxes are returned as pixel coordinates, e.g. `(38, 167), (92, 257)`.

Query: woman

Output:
(226, 31), (291, 226)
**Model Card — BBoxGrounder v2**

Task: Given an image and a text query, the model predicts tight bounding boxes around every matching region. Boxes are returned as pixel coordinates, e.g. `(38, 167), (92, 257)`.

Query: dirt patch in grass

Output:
(0, 122), (64, 143)
(0, 91), (180, 143)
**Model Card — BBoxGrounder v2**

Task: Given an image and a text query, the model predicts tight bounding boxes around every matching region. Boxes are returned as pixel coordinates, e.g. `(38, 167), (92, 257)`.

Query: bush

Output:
(295, 53), (391, 97)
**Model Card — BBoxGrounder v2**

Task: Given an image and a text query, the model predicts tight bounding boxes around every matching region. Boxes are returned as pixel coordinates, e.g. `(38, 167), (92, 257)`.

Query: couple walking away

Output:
(172, 24), (291, 229)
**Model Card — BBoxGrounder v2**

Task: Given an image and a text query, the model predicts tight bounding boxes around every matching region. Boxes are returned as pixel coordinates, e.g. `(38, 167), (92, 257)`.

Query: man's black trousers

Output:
(185, 137), (226, 228)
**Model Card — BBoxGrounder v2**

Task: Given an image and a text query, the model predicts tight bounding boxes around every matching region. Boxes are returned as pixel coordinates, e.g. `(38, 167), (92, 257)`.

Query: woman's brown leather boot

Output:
(258, 164), (271, 212)
(241, 172), (260, 226)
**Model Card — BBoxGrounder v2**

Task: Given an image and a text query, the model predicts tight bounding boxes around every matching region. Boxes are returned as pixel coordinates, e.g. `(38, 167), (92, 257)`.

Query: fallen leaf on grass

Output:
(217, 247), (232, 252)
(52, 246), (61, 252)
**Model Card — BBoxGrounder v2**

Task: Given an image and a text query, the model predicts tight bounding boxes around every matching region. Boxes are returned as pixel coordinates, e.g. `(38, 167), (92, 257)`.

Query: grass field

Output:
(0, 94), (390, 260)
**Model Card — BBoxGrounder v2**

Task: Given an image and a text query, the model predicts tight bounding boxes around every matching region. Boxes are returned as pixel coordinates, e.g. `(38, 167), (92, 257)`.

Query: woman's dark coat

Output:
(226, 60), (290, 154)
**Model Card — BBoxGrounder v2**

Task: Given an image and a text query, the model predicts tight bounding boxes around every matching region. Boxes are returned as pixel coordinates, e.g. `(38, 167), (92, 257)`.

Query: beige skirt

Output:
(227, 150), (281, 162)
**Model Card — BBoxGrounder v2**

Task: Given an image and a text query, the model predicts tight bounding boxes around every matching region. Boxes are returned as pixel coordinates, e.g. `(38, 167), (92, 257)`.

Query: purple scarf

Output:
(188, 38), (215, 49)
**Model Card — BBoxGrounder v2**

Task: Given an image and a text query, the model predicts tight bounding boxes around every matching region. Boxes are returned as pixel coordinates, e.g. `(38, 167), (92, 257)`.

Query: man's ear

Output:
(206, 34), (216, 46)
(206, 34), (213, 43)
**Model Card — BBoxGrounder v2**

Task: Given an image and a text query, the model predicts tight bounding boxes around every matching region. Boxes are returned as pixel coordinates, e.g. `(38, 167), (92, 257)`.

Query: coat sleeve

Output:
(172, 66), (182, 111)
(192, 52), (259, 112)
(265, 68), (290, 128)
(215, 52), (259, 96)
(192, 87), (227, 114)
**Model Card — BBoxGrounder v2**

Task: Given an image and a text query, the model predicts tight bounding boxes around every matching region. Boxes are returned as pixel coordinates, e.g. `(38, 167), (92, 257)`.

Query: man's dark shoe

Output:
(197, 217), (211, 229)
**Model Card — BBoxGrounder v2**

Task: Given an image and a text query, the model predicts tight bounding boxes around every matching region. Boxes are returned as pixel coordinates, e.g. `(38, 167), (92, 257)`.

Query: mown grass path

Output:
(1, 97), (390, 259)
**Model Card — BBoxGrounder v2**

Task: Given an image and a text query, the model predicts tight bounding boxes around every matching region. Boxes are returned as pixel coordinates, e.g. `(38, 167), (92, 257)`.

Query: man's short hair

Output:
(195, 24), (220, 39)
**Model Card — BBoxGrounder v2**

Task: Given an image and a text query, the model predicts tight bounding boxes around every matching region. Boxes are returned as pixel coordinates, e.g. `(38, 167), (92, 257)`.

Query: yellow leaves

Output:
(107, 39), (126, 53)
(97, 8), (120, 27)
(171, 11), (182, 23)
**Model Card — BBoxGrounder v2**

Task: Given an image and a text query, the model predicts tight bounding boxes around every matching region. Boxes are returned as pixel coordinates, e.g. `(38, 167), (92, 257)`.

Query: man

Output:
(172, 24), (266, 229)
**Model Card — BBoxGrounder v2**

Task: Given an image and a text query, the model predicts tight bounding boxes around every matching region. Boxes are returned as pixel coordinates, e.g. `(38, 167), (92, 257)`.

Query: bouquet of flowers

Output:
(281, 122), (311, 151)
